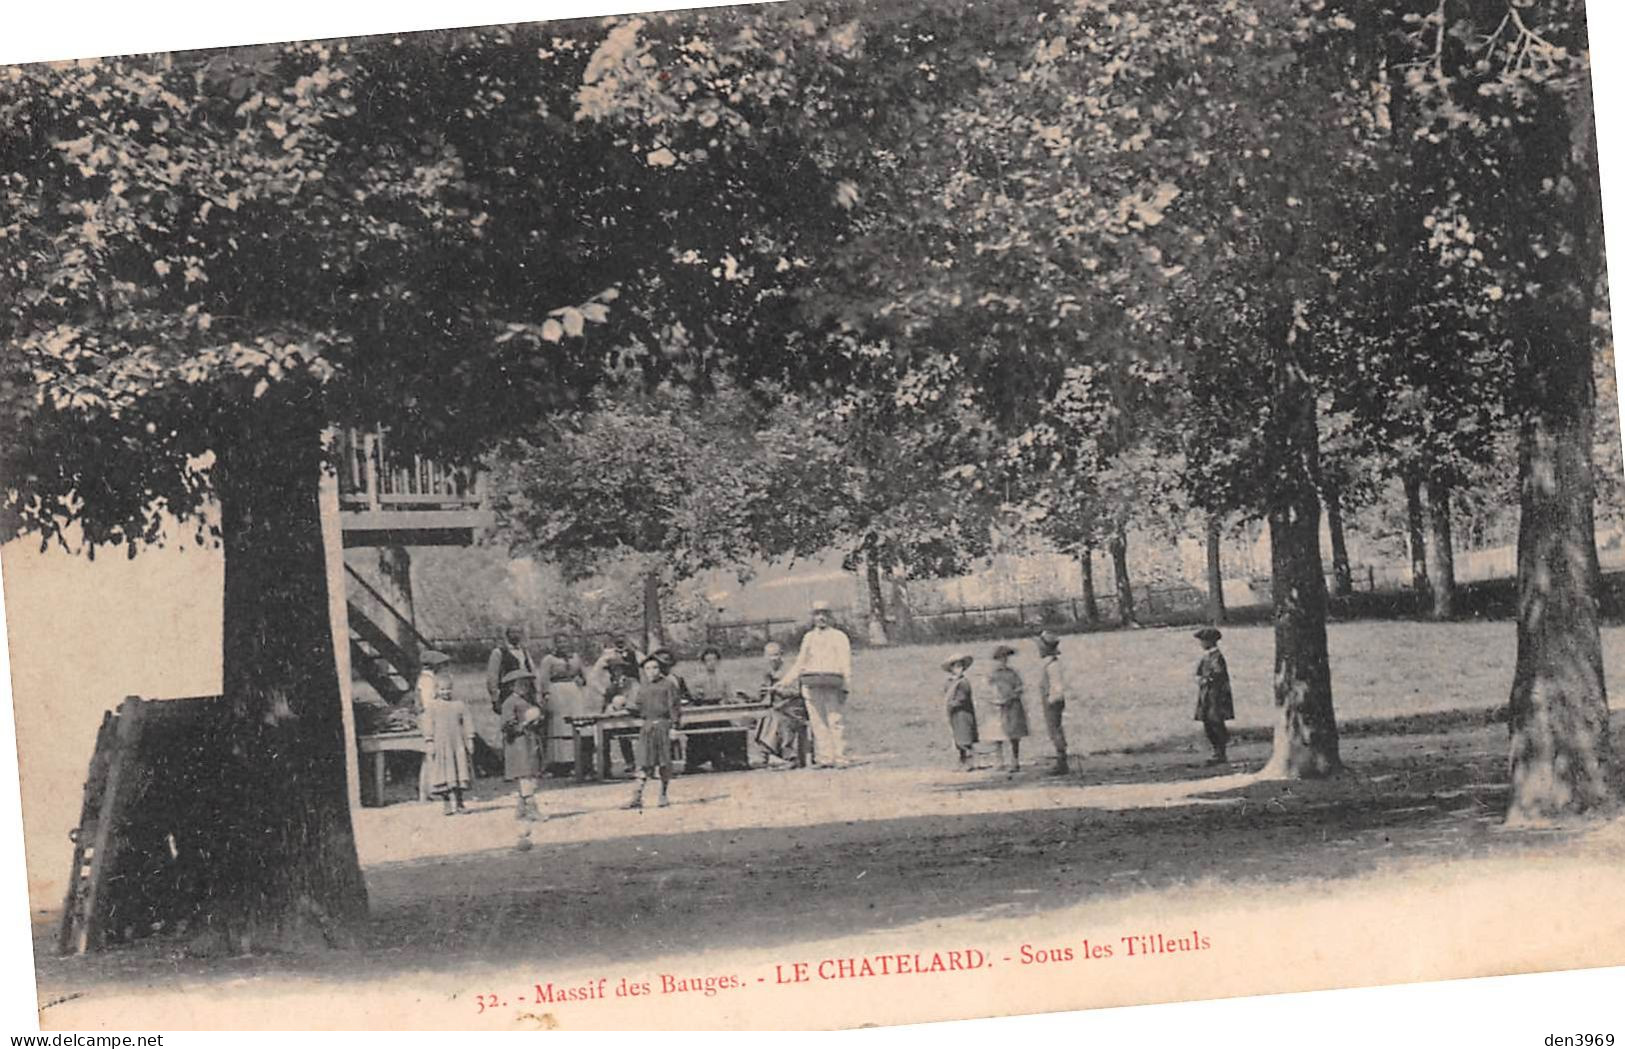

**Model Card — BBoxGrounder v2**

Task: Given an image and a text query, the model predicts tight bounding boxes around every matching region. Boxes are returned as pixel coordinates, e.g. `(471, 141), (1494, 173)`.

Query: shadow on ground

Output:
(32, 716), (1625, 997)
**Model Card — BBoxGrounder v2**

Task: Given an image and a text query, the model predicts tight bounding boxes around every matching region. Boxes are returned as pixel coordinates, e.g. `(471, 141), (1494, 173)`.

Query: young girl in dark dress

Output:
(942, 652), (978, 772)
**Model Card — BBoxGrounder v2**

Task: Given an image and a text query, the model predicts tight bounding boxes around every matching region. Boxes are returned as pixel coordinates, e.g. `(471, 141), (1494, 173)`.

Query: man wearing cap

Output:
(1036, 630), (1071, 776)
(486, 625), (538, 715)
(776, 600), (853, 767)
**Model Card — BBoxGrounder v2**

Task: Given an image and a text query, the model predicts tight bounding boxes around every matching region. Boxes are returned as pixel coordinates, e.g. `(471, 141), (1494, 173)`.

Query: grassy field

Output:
(445, 620), (1625, 773)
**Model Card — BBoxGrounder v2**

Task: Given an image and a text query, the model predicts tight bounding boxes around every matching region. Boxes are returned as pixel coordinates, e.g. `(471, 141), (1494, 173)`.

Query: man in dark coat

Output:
(486, 625), (537, 715)
(1193, 627), (1234, 765)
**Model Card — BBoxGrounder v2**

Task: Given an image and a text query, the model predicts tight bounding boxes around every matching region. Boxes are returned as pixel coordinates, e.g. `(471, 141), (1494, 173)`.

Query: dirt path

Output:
(32, 717), (1625, 1029)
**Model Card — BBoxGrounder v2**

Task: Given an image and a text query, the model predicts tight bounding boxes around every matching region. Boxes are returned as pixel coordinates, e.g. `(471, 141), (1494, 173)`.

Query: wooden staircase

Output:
(344, 563), (438, 707)
(337, 430), (487, 701)
(348, 607), (415, 705)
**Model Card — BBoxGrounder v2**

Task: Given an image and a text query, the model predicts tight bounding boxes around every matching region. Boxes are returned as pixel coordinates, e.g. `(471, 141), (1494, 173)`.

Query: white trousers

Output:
(802, 681), (848, 764)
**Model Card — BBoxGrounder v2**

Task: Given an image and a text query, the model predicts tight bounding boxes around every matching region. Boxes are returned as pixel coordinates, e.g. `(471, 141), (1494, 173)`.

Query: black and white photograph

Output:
(2, 0), (1624, 1037)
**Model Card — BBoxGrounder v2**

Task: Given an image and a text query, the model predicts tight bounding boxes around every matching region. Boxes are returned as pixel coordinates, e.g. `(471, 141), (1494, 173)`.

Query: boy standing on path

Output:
(499, 668), (546, 850)
(1193, 627), (1234, 765)
(626, 653), (683, 810)
(1035, 630), (1071, 776)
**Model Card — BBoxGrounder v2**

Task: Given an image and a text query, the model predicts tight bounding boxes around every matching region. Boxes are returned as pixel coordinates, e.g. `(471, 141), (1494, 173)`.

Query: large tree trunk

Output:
(865, 554), (891, 645)
(1423, 480), (1456, 619)
(1325, 484), (1353, 597)
(1261, 339), (1341, 780)
(1204, 515), (1227, 624)
(202, 410), (369, 950)
(1079, 544), (1099, 625)
(642, 570), (665, 652)
(1263, 500), (1341, 778)
(1107, 525), (1136, 627)
(1403, 470), (1429, 594)
(1508, 381), (1612, 818)
(1504, 82), (1613, 818)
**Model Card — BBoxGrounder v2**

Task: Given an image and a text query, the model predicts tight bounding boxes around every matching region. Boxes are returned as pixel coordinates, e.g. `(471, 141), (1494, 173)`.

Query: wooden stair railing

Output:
(344, 564), (434, 706)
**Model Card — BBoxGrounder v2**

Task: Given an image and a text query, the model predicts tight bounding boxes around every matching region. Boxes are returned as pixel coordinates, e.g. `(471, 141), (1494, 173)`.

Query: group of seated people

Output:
(490, 631), (808, 776)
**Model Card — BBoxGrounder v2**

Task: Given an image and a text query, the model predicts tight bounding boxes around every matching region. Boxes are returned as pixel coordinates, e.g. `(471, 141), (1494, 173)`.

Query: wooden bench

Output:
(357, 731), (431, 806)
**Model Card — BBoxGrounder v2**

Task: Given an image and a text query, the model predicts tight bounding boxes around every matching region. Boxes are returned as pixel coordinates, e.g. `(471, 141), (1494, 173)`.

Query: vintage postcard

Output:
(3, 0), (1625, 1038)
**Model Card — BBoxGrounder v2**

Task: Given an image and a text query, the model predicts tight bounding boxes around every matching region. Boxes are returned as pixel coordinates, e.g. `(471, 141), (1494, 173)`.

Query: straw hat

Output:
(1194, 627), (1223, 643)
(420, 650), (452, 667)
(941, 652), (975, 672)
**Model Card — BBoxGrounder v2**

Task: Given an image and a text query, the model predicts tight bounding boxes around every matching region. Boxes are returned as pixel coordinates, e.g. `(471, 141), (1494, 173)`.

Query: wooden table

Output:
(357, 731), (431, 806)
(567, 702), (773, 781)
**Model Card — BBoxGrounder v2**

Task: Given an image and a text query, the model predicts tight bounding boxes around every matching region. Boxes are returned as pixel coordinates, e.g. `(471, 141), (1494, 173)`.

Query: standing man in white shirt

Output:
(776, 599), (853, 768)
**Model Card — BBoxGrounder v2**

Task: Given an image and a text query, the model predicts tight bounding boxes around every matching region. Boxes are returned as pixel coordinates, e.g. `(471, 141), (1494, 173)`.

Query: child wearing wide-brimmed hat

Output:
(499, 667), (546, 839)
(942, 652), (978, 771)
(1192, 627), (1234, 765)
(987, 644), (1030, 773)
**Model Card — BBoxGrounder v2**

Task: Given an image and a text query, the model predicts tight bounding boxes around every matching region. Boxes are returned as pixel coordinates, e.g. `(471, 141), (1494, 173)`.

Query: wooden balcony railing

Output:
(337, 429), (485, 512)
